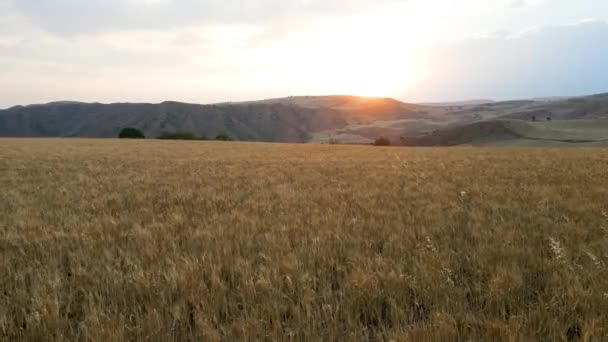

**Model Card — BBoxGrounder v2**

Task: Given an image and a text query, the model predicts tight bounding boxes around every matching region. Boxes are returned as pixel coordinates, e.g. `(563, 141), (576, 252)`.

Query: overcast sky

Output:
(1, 0), (607, 107)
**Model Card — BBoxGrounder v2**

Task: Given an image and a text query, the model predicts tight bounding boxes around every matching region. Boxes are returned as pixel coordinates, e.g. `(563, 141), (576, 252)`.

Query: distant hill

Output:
(1, 93), (608, 145)
(399, 119), (608, 146)
(418, 99), (495, 107)
(397, 93), (608, 146)
(0, 96), (426, 142)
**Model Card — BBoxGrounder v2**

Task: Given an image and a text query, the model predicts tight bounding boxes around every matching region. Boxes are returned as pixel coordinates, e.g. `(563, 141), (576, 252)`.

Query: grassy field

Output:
(1, 139), (608, 341)
(504, 120), (608, 142)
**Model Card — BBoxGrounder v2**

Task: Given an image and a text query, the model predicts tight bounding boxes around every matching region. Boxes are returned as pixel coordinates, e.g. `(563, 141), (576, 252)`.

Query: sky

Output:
(0, 0), (607, 108)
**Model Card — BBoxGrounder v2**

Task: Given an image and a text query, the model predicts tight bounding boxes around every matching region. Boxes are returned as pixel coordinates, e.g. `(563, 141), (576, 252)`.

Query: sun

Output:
(268, 4), (426, 98)
(317, 51), (420, 98)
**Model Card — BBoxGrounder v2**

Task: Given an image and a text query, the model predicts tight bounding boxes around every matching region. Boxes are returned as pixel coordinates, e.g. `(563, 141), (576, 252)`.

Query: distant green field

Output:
(1, 139), (608, 340)
(504, 119), (608, 142)
(400, 119), (608, 147)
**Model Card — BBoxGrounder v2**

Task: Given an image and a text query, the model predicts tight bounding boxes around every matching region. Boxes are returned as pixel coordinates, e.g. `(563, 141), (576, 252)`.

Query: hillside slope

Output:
(400, 119), (608, 146)
(1, 93), (607, 144)
(0, 97), (424, 142)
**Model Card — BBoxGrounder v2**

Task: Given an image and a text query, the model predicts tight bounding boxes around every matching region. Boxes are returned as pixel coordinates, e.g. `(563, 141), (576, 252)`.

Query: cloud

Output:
(503, 0), (544, 9)
(1, 0), (607, 107)
(7, 0), (401, 35)
(408, 20), (608, 101)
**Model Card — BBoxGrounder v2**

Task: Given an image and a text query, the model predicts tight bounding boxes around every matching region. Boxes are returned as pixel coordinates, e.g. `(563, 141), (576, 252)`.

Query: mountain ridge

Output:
(0, 96), (422, 142)
(1, 93), (607, 145)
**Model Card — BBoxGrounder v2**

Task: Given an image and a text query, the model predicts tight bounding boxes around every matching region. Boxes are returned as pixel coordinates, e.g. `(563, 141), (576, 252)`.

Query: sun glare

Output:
(319, 10), (424, 97)
(262, 4), (427, 98)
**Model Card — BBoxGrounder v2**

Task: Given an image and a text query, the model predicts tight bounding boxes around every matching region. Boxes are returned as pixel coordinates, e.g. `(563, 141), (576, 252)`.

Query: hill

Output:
(400, 119), (608, 146)
(418, 99), (495, 107)
(1, 93), (608, 144)
(0, 96), (425, 142)
(395, 93), (608, 146)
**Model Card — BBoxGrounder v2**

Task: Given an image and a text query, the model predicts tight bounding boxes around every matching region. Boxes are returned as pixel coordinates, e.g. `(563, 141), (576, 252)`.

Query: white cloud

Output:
(6, 0), (402, 35)
(408, 20), (608, 101)
(1, 0), (608, 108)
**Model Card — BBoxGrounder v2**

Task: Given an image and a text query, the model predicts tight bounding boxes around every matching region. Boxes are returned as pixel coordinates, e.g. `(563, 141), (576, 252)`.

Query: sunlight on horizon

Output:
(267, 4), (429, 98)
(1, 0), (607, 107)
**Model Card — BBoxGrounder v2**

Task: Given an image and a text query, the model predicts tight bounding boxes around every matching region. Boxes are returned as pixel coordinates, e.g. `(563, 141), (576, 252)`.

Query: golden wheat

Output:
(1, 138), (607, 341)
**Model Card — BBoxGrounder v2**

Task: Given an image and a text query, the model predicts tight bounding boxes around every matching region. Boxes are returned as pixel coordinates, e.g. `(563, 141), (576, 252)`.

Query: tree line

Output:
(118, 128), (233, 141)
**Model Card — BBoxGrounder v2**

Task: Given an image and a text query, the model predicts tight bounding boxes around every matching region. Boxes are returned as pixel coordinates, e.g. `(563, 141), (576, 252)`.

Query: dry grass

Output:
(1, 138), (608, 341)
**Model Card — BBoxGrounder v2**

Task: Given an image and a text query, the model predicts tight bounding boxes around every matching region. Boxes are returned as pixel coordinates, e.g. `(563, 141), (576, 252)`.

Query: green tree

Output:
(118, 128), (145, 139)
(373, 137), (391, 146)
(158, 132), (207, 140)
(215, 133), (233, 141)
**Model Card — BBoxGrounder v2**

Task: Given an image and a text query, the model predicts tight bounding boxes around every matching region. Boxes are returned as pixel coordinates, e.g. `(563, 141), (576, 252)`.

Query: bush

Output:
(118, 128), (145, 139)
(373, 137), (391, 146)
(215, 133), (234, 141)
(158, 132), (207, 140)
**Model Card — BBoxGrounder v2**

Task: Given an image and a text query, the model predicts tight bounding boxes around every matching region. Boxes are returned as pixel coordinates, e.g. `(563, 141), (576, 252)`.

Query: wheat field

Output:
(1, 138), (607, 341)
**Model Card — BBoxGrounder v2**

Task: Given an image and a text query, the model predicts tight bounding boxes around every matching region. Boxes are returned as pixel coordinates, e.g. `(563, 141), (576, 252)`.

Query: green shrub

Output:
(373, 137), (391, 146)
(215, 133), (234, 141)
(118, 128), (145, 139)
(158, 132), (207, 140)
